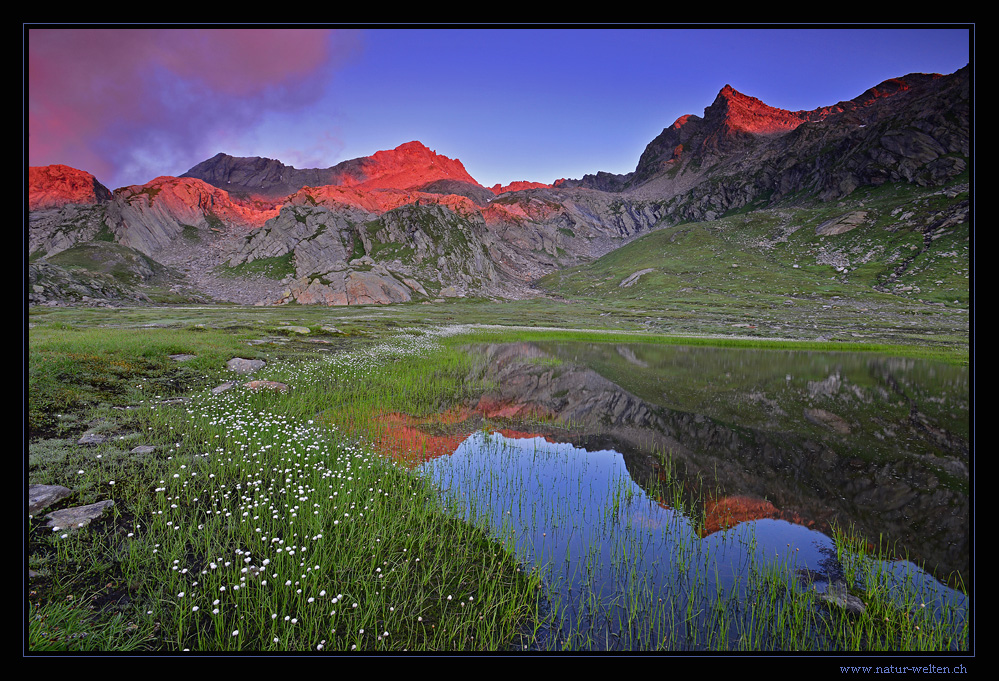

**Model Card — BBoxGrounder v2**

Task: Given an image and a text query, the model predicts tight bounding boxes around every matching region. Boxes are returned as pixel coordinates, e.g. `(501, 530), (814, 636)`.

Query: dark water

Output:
(416, 341), (970, 650)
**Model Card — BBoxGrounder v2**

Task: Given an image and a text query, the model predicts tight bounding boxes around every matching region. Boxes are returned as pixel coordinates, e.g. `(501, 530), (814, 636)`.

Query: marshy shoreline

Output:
(25, 303), (971, 657)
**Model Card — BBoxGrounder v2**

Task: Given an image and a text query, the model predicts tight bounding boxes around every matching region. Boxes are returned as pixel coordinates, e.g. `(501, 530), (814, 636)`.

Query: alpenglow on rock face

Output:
(28, 165), (112, 210)
(27, 66), (969, 307)
(181, 141), (484, 200)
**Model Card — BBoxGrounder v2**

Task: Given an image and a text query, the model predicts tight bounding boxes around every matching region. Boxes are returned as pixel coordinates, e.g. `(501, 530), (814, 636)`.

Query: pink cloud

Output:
(158, 29), (332, 96)
(27, 28), (360, 188)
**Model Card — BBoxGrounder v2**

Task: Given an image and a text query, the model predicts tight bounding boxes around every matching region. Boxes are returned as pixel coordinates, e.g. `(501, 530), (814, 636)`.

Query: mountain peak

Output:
(181, 141), (484, 199)
(28, 164), (112, 210)
(359, 141), (479, 190)
(393, 140), (433, 153)
(706, 84), (812, 137)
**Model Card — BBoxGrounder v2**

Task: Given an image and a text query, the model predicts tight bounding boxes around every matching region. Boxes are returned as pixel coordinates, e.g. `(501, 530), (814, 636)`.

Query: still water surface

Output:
(407, 341), (969, 650)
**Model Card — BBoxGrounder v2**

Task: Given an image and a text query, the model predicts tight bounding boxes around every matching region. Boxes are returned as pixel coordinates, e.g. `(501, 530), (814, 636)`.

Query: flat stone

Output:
(243, 380), (290, 393)
(28, 484), (73, 515)
(212, 380), (240, 394)
(804, 408), (851, 434)
(816, 211), (868, 236)
(77, 431), (107, 445)
(45, 500), (115, 532)
(620, 268), (655, 288)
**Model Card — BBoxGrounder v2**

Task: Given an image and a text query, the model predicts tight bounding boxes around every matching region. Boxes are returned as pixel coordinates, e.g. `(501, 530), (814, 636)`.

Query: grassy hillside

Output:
(537, 179), (969, 346)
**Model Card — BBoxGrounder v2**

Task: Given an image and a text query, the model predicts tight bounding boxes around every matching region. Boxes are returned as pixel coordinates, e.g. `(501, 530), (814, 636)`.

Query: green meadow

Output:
(26, 302), (969, 653)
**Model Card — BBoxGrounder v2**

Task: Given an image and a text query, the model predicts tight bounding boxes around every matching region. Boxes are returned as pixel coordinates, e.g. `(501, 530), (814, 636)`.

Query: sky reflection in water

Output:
(414, 342), (969, 650)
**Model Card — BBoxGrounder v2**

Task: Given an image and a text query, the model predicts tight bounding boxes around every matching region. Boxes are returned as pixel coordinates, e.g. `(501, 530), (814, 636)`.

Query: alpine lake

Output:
(368, 338), (970, 651)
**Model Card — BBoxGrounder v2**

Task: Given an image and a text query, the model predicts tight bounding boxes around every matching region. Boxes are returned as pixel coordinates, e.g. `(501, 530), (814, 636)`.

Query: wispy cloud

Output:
(28, 28), (360, 188)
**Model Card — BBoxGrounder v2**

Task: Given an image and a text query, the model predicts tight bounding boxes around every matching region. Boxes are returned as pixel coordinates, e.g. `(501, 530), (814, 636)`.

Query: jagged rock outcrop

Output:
(225, 203), (364, 277)
(105, 176), (278, 256)
(27, 241), (204, 306)
(28, 204), (111, 258)
(27, 166), (116, 258)
(230, 200), (508, 304)
(480, 187), (668, 280)
(561, 68), (969, 224)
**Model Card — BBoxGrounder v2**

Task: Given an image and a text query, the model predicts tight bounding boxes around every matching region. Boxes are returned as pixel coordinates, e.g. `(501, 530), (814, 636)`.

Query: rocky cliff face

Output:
(560, 68), (968, 215)
(105, 176), (278, 256)
(27, 66), (969, 307)
(227, 200), (506, 305)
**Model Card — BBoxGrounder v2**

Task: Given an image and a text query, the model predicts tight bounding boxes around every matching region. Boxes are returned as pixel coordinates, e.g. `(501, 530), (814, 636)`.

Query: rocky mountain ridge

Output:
(181, 140), (488, 202)
(562, 70), (967, 206)
(27, 66), (970, 308)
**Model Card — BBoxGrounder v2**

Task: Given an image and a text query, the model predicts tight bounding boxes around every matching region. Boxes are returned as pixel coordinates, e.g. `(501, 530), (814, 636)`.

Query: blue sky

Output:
(27, 26), (972, 190)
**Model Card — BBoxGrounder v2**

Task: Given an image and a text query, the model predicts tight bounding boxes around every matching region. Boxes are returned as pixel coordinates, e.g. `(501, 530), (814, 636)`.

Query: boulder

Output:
(227, 358), (266, 373)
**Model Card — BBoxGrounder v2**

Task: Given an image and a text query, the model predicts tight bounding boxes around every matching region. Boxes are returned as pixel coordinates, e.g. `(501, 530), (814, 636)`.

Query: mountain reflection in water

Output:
(373, 341), (969, 591)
